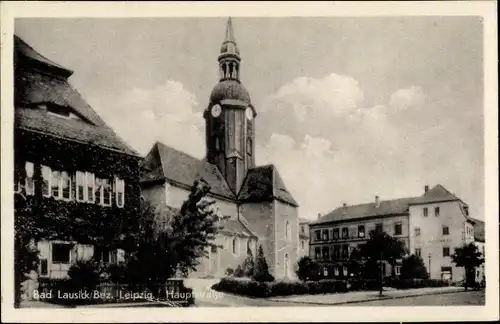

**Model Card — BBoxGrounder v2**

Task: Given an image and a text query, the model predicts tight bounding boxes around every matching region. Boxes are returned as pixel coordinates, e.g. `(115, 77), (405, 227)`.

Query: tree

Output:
(359, 230), (407, 277)
(253, 245), (275, 282)
(451, 242), (484, 290)
(400, 254), (428, 279)
(295, 256), (320, 281)
(346, 247), (364, 278)
(14, 192), (40, 308)
(242, 248), (255, 277)
(126, 179), (225, 296)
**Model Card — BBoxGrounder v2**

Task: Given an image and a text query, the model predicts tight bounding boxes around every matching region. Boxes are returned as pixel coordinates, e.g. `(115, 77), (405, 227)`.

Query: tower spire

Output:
(224, 17), (236, 44)
(218, 17), (240, 81)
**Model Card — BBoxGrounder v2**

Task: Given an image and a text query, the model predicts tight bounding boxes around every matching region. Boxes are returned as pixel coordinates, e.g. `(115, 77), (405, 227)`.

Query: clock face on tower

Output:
(211, 104), (222, 118)
(245, 107), (253, 120)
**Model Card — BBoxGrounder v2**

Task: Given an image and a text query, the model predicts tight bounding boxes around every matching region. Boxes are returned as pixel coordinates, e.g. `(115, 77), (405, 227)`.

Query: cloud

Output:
(255, 74), (483, 220)
(94, 80), (204, 158)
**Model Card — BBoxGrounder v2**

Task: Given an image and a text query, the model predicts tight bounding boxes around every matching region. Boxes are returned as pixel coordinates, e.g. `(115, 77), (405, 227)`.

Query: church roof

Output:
(219, 218), (256, 237)
(141, 142), (236, 200)
(311, 184), (469, 226)
(210, 80), (251, 105)
(14, 35), (139, 156)
(238, 164), (299, 207)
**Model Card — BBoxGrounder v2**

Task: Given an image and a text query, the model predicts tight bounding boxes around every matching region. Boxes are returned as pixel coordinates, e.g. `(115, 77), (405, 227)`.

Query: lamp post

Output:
(428, 253), (432, 279)
(379, 251), (384, 297)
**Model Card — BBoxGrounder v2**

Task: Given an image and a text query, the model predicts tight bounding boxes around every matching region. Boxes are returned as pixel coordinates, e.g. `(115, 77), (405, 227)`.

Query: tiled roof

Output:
(16, 108), (139, 156)
(219, 218), (256, 237)
(411, 184), (463, 205)
(14, 36), (138, 157)
(14, 35), (73, 77)
(141, 142), (236, 200)
(311, 184), (467, 226)
(238, 164), (299, 207)
(473, 218), (485, 242)
(311, 197), (417, 225)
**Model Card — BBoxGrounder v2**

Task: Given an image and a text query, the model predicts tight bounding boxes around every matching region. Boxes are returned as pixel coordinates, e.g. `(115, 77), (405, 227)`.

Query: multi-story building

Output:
(298, 218), (310, 258)
(140, 18), (300, 280)
(14, 35), (142, 283)
(309, 184), (477, 282)
(472, 219), (485, 283)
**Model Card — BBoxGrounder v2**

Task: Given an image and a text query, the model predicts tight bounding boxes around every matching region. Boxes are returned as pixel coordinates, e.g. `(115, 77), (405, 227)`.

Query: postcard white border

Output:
(1, 1), (498, 322)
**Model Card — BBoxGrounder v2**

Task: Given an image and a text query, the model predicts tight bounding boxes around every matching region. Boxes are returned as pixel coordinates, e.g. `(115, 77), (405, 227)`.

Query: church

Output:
(140, 18), (300, 279)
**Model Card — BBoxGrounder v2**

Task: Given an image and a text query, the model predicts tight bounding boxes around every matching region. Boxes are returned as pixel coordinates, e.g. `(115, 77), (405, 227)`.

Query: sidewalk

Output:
(267, 286), (464, 305)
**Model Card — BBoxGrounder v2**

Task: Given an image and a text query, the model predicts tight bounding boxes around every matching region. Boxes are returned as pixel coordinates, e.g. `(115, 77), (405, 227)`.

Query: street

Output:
(348, 290), (485, 306)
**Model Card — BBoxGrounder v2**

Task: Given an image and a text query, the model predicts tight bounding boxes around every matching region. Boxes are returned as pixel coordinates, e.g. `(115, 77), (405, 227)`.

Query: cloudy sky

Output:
(15, 17), (484, 221)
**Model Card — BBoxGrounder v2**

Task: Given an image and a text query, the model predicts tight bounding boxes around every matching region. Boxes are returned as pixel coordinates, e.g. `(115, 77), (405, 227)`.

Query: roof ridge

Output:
(156, 141), (203, 162)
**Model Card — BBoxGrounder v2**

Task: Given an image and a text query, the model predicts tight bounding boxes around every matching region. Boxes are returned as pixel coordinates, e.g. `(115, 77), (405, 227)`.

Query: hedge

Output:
(386, 278), (450, 289)
(212, 277), (348, 298)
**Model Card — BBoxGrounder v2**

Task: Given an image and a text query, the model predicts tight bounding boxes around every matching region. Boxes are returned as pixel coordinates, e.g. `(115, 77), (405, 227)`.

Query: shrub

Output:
(225, 267), (234, 276)
(348, 278), (379, 291)
(400, 254), (429, 279)
(253, 245), (275, 282)
(67, 259), (103, 290)
(242, 248), (256, 277)
(387, 278), (450, 289)
(295, 256), (321, 282)
(212, 277), (348, 298)
(104, 262), (127, 284)
(234, 265), (245, 277)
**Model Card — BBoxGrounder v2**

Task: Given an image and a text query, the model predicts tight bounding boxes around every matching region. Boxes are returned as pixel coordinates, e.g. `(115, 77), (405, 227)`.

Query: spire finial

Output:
(220, 17), (239, 56)
(224, 17), (235, 43)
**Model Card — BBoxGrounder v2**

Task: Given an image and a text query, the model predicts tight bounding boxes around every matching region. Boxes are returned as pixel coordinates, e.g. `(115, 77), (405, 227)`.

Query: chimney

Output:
(375, 195), (380, 208)
(424, 185), (429, 193)
(317, 213), (321, 220)
(342, 203), (347, 215)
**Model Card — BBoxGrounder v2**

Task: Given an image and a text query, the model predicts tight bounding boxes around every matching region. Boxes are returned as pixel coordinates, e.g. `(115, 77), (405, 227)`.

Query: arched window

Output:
(232, 237), (237, 255)
(247, 138), (252, 156)
(284, 253), (289, 278)
(285, 220), (290, 240)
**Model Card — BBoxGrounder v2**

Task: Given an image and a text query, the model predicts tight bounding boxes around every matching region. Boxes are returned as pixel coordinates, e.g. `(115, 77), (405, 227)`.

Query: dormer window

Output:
(42, 103), (81, 120)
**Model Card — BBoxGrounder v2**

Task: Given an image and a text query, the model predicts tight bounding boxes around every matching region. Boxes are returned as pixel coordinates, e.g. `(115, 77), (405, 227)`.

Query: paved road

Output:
(349, 290), (485, 306)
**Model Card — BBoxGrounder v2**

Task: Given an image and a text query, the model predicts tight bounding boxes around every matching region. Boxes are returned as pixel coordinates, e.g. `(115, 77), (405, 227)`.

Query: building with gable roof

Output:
(140, 18), (299, 279)
(13, 35), (142, 287)
(309, 184), (477, 281)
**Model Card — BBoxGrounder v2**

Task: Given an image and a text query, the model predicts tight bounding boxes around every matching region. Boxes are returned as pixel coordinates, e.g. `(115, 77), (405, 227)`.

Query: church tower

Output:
(204, 18), (257, 194)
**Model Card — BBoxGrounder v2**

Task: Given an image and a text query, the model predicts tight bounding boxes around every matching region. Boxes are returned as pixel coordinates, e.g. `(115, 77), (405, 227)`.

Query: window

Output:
(415, 248), (421, 257)
(358, 225), (365, 238)
(435, 207), (440, 217)
(375, 223), (383, 233)
(442, 226), (449, 236)
(14, 168), (21, 193)
(341, 227), (348, 239)
(322, 229), (329, 241)
(333, 228), (340, 240)
(86, 172), (95, 203)
(315, 247), (321, 260)
(40, 259), (48, 276)
(315, 230), (321, 241)
(247, 138), (252, 156)
(94, 178), (102, 204)
(395, 265), (401, 276)
(300, 225), (305, 234)
(333, 245), (340, 260)
(334, 266), (339, 276)
(40, 165), (51, 197)
(443, 247), (450, 257)
(61, 171), (71, 200)
(423, 207), (428, 217)
(76, 171), (86, 202)
(113, 177), (124, 207)
(232, 237), (238, 255)
(394, 222), (402, 236)
(51, 170), (61, 198)
(415, 227), (421, 236)
(322, 246), (330, 260)
(285, 221), (291, 240)
(464, 206), (469, 216)
(52, 243), (72, 263)
(25, 162), (35, 195)
(301, 240), (305, 250)
(102, 179), (112, 206)
(342, 245), (349, 259)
